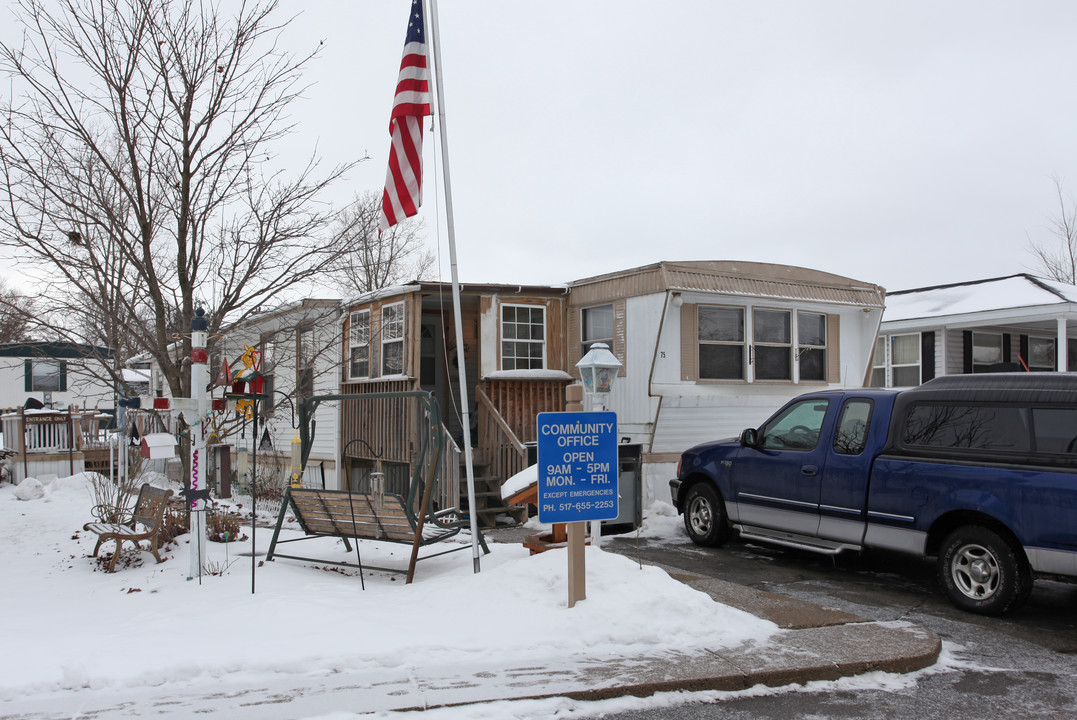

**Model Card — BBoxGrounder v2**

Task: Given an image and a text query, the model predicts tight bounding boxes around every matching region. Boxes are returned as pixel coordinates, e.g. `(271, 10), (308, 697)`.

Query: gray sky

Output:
(288, 0), (1077, 294)
(9, 1), (1077, 294)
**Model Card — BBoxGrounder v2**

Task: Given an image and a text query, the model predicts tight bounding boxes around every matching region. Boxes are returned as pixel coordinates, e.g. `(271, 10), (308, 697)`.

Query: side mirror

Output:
(740, 428), (758, 447)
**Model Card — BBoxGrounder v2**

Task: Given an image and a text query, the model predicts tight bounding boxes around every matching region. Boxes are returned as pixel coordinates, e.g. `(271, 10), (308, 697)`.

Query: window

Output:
(1028, 337), (1056, 372)
(501, 304), (545, 370)
(1032, 408), (1077, 453)
(581, 304), (614, 357)
(27, 359), (65, 392)
(902, 404), (1030, 452)
(753, 308), (792, 381)
(698, 305), (745, 380)
(834, 399), (873, 455)
(297, 325), (314, 397)
(972, 332), (1003, 373)
(891, 334), (921, 387)
(870, 337), (886, 387)
(381, 303), (405, 375)
(759, 398), (829, 451)
(259, 333), (277, 413)
(349, 310), (370, 379)
(797, 311), (826, 382)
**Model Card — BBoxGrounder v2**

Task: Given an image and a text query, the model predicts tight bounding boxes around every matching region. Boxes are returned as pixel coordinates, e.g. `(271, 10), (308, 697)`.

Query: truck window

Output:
(1031, 408), (1077, 454)
(834, 399), (873, 455)
(902, 404), (1030, 452)
(760, 399), (829, 451)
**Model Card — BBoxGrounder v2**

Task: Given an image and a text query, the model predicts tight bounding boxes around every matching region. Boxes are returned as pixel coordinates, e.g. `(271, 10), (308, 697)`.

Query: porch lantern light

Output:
(576, 342), (622, 412)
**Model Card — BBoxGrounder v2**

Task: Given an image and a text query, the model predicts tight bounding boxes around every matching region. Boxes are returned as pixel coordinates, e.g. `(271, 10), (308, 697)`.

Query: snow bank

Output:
(0, 474), (776, 699)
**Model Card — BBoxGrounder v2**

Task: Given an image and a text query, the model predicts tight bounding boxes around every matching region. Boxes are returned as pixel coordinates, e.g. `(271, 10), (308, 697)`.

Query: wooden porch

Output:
(1, 408), (112, 483)
(338, 377), (568, 527)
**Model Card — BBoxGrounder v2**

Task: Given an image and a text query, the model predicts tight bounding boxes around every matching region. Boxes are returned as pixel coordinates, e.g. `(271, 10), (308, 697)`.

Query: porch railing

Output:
(1, 408), (112, 454)
(475, 387), (529, 484)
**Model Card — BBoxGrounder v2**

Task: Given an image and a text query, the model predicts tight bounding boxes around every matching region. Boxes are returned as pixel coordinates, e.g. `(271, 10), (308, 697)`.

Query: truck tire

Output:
(937, 525), (1032, 616)
(683, 483), (731, 547)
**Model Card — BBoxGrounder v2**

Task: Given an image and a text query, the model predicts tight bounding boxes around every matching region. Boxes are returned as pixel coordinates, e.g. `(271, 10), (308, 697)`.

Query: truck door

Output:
(817, 398), (876, 544)
(734, 397), (832, 535)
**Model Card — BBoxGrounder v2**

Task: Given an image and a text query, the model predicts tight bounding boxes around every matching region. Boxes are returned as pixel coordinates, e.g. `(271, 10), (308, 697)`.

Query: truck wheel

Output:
(937, 525), (1032, 616)
(683, 484), (731, 547)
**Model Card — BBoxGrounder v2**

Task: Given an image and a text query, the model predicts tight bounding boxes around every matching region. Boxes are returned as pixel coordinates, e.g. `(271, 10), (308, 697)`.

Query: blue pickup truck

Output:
(669, 373), (1077, 615)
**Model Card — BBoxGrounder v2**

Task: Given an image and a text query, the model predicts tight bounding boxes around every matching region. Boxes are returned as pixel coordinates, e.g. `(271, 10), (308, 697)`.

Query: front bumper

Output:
(669, 477), (682, 510)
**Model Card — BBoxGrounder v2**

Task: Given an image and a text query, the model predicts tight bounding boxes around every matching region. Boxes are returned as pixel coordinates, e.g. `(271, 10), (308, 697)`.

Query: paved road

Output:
(600, 531), (1077, 719)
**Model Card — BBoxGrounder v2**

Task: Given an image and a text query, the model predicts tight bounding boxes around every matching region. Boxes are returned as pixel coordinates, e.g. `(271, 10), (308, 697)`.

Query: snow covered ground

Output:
(0, 473), (929, 718)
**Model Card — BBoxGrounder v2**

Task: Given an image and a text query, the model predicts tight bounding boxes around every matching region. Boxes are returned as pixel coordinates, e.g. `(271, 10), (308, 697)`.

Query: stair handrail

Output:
(475, 386), (528, 483)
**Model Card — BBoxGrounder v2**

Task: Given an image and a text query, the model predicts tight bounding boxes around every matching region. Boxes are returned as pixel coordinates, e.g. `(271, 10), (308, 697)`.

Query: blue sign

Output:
(537, 411), (618, 524)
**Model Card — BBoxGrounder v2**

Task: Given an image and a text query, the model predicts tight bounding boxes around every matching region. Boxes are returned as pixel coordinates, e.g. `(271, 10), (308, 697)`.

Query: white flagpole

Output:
(425, 0), (481, 573)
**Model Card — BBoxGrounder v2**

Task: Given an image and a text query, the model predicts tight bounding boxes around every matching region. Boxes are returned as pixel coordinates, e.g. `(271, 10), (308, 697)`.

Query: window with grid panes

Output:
(502, 304), (545, 370)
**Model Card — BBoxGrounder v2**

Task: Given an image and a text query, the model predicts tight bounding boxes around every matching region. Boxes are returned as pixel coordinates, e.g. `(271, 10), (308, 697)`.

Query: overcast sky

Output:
(10, 1), (1077, 295)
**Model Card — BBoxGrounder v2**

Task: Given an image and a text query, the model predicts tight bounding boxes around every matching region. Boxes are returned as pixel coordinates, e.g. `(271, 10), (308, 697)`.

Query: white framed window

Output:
(581, 304), (614, 356)
(697, 305), (745, 380)
(797, 311), (827, 382)
(753, 308), (792, 381)
(381, 303), (405, 376)
(27, 359), (64, 392)
(297, 325), (314, 397)
(349, 310), (370, 379)
(890, 334), (921, 387)
(972, 332), (1003, 373)
(1027, 336), (1056, 372)
(870, 337), (886, 387)
(501, 304), (545, 370)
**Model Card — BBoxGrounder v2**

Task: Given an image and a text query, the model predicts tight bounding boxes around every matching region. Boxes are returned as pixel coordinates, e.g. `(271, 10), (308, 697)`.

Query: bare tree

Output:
(0, 0), (358, 400)
(1027, 177), (1077, 284)
(0, 279), (34, 343)
(331, 190), (433, 295)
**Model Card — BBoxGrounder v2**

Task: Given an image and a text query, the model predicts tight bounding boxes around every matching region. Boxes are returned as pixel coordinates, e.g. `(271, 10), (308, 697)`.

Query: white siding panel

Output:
(652, 394), (788, 454)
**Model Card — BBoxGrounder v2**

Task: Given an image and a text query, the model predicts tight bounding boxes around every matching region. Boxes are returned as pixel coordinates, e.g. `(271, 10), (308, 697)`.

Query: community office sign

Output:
(536, 412), (618, 525)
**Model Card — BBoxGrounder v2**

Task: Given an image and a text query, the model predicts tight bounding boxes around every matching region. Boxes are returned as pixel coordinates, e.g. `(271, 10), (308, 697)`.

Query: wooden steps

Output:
(460, 472), (529, 528)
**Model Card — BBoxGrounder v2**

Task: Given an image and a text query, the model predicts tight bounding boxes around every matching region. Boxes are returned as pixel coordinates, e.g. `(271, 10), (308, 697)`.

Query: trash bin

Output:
(605, 443), (642, 532)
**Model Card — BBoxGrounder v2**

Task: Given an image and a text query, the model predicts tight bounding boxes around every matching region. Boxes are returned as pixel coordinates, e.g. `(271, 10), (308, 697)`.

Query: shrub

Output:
(207, 508), (248, 543)
(158, 505), (190, 546)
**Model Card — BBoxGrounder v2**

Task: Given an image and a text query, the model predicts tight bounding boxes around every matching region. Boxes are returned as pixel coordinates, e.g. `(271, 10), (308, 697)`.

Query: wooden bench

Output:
(266, 486), (489, 582)
(83, 483), (174, 572)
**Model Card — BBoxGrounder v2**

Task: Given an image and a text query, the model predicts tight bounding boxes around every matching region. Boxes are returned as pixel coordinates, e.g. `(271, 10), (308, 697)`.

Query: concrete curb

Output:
(390, 562), (942, 712)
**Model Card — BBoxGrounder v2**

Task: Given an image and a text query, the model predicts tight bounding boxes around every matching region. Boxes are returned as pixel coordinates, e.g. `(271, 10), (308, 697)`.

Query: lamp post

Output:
(576, 342), (622, 413)
(575, 342), (622, 549)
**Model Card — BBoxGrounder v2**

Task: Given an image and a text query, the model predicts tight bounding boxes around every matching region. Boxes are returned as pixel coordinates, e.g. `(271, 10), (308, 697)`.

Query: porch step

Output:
(460, 473), (530, 529)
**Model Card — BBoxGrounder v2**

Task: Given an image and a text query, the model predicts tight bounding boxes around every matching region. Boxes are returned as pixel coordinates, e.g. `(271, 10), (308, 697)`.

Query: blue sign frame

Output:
(537, 411), (618, 524)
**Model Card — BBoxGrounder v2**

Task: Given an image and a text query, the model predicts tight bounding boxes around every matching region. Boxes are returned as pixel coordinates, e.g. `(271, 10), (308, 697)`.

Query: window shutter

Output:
(24, 360), (31, 391)
(1003, 334), (1012, 363)
(680, 304), (698, 381)
(963, 331), (973, 374)
(1020, 335), (1029, 368)
(567, 308), (580, 378)
(921, 331), (935, 383)
(613, 299), (627, 376)
(59, 361), (67, 392)
(371, 304), (381, 378)
(826, 314), (840, 383)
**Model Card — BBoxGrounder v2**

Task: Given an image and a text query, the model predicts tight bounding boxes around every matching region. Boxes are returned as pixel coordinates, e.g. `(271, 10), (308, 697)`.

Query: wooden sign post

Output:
(536, 411), (618, 608)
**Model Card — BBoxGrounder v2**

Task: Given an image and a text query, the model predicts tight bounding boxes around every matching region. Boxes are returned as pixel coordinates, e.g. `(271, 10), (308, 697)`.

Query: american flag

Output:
(379, 0), (432, 233)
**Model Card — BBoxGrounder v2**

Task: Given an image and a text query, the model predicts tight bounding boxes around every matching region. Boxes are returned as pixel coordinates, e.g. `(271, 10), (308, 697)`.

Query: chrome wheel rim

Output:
(951, 542), (1001, 600)
(688, 495), (713, 537)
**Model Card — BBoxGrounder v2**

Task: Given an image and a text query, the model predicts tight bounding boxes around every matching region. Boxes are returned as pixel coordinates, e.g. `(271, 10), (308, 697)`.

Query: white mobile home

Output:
(565, 261), (886, 504)
(874, 274), (1077, 387)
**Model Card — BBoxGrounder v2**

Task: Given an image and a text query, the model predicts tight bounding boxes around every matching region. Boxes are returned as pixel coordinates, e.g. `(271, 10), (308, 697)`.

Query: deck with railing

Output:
(1, 408), (115, 482)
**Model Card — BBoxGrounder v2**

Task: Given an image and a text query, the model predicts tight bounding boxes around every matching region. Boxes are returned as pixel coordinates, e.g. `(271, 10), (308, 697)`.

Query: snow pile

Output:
(0, 473), (776, 701)
(14, 477), (45, 500)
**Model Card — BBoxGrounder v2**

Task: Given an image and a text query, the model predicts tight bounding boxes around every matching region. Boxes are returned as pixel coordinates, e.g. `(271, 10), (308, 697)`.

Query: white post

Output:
(1058, 316), (1068, 372)
(188, 309), (210, 580)
(426, 0), (481, 573)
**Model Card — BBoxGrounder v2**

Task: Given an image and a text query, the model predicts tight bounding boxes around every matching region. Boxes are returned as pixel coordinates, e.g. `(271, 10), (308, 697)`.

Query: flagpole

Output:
(425, 0), (481, 573)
